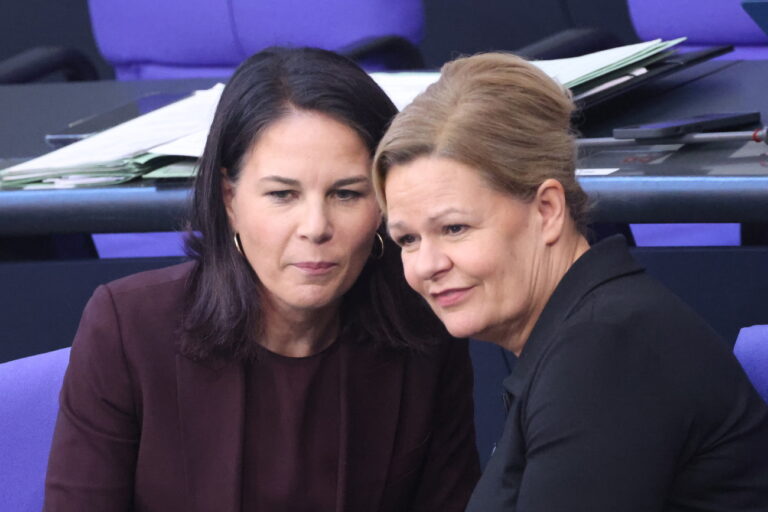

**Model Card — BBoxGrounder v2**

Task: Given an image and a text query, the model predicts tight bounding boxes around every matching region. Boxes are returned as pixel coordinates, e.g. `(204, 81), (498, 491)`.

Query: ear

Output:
(220, 168), (237, 228)
(534, 178), (567, 245)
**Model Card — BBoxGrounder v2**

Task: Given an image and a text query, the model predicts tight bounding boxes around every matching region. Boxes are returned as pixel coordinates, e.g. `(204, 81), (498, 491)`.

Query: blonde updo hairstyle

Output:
(373, 52), (589, 234)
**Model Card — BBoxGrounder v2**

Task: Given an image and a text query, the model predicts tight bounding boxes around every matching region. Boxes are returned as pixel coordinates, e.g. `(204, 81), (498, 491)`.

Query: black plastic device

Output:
(613, 112), (761, 140)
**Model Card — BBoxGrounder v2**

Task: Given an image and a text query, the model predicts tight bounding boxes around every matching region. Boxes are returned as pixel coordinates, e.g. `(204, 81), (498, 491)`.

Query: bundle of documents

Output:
(0, 85), (224, 189)
(0, 39), (685, 189)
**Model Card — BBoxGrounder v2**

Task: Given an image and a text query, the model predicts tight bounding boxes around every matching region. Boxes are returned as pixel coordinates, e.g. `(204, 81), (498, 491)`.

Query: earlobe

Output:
(535, 179), (567, 245)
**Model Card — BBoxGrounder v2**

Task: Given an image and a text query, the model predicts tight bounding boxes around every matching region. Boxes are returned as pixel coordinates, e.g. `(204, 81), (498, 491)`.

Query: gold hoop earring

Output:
(233, 232), (244, 256)
(371, 232), (385, 259)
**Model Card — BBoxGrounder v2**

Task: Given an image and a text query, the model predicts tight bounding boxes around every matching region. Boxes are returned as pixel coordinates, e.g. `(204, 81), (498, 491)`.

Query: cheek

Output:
(400, 253), (423, 294)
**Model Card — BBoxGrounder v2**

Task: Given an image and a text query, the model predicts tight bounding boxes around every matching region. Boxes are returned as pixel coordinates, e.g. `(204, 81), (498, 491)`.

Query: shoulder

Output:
(92, 261), (193, 323)
(525, 277), (757, 434)
(104, 260), (194, 300)
(567, 269), (725, 361)
(77, 261), (195, 364)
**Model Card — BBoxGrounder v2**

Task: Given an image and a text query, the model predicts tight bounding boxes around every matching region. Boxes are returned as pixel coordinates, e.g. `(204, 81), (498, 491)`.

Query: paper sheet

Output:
(2, 84), (224, 174)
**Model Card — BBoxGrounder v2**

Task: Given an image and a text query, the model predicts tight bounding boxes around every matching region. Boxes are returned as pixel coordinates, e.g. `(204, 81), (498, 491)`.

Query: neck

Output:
(503, 231), (590, 356)
(259, 299), (341, 358)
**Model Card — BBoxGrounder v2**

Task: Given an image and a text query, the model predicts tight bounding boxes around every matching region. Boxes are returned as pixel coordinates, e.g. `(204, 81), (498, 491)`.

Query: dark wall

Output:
(1, 0), (638, 79)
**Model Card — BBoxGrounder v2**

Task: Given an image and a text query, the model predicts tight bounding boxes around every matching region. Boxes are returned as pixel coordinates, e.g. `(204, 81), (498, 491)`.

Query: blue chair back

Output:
(734, 325), (768, 403)
(628, 0), (768, 59)
(0, 348), (70, 512)
(469, 339), (516, 468)
(87, 0), (424, 80)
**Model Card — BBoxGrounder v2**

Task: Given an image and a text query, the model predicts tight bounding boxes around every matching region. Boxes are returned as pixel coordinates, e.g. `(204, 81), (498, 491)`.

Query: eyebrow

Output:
(387, 207), (468, 231)
(258, 175), (370, 187)
(333, 176), (370, 188)
(260, 175), (299, 186)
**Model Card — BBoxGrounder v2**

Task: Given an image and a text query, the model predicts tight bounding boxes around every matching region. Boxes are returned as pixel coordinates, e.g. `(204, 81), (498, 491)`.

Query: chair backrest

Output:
(0, 348), (70, 512)
(734, 325), (768, 403)
(87, 0), (424, 80)
(469, 339), (516, 469)
(627, 0), (768, 59)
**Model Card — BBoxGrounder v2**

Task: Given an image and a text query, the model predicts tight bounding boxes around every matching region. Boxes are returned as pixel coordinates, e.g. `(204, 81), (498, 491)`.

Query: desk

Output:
(1, 62), (766, 362)
(1, 62), (768, 234)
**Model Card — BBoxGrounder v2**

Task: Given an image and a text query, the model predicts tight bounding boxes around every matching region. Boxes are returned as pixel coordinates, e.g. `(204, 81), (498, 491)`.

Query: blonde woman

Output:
(373, 52), (768, 512)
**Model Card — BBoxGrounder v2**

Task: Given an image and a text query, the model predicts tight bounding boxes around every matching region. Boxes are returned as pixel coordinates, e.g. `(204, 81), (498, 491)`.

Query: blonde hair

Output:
(373, 52), (588, 233)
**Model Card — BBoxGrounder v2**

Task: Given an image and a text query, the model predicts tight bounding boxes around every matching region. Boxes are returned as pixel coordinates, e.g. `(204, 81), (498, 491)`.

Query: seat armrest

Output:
(0, 46), (99, 84)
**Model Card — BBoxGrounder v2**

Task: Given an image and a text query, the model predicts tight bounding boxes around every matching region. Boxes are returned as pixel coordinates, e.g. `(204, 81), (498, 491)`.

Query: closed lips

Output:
(294, 262), (336, 269)
(430, 287), (473, 306)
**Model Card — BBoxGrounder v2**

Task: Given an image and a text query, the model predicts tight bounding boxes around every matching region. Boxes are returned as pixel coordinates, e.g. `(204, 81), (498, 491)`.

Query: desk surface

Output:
(1, 62), (767, 235)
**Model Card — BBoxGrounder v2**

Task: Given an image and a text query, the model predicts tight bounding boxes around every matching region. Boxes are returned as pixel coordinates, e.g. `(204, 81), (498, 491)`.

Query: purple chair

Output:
(0, 348), (70, 512)
(734, 325), (768, 403)
(628, 0), (768, 60)
(87, 0), (425, 80)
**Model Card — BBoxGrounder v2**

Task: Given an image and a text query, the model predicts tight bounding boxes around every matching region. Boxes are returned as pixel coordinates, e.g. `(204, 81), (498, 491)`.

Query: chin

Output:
(281, 290), (339, 311)
(440, 315), (485, 340)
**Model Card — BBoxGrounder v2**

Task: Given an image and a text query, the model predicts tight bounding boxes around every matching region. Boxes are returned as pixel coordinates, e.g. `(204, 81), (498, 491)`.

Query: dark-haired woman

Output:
(44, 47), (480, 512)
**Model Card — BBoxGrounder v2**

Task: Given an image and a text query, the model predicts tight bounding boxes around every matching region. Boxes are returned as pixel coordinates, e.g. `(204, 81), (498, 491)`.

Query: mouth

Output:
(293, 261), (338, 276)
(430, 286), (473, 308)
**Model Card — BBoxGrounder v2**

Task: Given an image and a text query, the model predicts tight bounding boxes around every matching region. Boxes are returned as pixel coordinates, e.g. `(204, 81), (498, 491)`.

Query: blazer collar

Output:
(504, 235), (644, 397)
(175, 336), (405, 512)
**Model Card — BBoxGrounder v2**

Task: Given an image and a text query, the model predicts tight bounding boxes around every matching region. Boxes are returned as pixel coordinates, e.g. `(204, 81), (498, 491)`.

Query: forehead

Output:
(239, 110), (370, 181)
(384, 157), (519, 232)
(386, 157), (491, 206)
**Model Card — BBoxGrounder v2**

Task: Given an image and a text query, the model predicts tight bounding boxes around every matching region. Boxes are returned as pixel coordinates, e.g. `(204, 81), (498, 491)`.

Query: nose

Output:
(412, 239), (451, 281)
(297, 200), (333, 244)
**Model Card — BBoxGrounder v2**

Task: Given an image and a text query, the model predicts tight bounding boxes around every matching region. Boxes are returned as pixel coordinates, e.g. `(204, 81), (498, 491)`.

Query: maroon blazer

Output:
(44, 263), (480, 511)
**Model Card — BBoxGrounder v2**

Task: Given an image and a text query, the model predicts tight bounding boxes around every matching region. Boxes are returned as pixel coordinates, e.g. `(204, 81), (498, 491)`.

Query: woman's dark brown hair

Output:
(183, 47), (447, 361)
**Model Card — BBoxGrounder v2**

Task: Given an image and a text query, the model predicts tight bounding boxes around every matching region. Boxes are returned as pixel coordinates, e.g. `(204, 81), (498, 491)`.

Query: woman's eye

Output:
(333, 189), (363, 201)
(267, 190), (296, 201)
(444, 224), (467, 235)
(396, 234), (417, 247)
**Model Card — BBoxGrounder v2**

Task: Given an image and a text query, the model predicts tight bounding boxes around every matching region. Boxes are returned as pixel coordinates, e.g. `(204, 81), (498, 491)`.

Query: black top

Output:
(466, 236), (768, 512)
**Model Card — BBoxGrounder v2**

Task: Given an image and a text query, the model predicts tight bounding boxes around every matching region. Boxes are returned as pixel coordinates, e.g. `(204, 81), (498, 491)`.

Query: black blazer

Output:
(466, 236), (768, 512)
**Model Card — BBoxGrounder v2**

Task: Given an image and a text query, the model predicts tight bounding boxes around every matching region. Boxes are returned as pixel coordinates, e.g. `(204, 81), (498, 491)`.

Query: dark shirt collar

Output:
(503, 235), (643, 396)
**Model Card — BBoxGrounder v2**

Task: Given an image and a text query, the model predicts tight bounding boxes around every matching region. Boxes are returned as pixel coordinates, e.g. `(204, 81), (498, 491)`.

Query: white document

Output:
(534, 38), (685, 88)
(368, 39), (685, 114)
(2, 84), (224, 174)
(149, 129), (210, 158)
(575, 168), (619, 176)
(370, 71), (440, 111)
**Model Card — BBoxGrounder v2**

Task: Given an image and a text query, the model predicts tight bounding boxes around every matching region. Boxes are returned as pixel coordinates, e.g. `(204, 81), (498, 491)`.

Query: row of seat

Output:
(87, 0), (768, 78)
(3, 0), (768, 83)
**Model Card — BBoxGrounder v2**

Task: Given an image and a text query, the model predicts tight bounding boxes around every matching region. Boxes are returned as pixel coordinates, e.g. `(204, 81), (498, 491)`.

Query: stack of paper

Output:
(0, 39), (686, 188)
(534, 38), (684, 88)
(369, 38), (685, 110)
(0, 84), (224, 189)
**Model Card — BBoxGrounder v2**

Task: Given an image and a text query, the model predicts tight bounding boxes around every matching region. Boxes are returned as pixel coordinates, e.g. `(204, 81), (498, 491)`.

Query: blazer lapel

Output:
(337, 341), (405, 511)
(175, 354), (245, 512)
